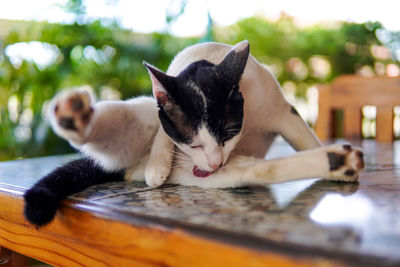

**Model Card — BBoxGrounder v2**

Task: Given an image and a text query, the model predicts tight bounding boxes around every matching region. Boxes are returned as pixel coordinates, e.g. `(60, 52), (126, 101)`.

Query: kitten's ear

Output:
(144, 62), (174, 105)
(217, 40), (250, 85)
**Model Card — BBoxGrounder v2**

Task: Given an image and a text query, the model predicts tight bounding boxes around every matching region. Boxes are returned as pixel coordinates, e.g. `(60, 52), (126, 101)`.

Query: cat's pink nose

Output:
(209, 162), (223, 170)
(209, 163), (219, 170)
(207, 148), (223, 170)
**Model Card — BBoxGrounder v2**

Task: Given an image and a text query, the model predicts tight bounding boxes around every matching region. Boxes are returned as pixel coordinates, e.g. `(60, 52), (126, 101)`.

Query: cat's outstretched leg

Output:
(144, 127), (174, 187)
(24, 158), (124, 226)
(170, 144), (364, 188)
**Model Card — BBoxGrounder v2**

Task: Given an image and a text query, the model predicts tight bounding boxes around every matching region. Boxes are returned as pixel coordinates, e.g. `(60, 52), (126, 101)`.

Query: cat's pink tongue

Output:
(193, 166), (212, 178)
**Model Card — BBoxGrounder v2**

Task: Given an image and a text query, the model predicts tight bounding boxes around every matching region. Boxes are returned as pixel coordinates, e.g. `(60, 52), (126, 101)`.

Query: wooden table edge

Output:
(0, 185), (395, 267)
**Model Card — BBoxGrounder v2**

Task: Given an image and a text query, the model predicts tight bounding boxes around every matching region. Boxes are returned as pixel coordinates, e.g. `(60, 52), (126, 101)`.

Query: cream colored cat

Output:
(24, 41), (364, 226)
(49, 41), (364, 189)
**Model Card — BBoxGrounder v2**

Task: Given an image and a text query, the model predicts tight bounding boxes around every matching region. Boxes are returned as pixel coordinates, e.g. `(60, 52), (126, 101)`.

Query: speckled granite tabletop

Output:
(1, 140), (399, 266)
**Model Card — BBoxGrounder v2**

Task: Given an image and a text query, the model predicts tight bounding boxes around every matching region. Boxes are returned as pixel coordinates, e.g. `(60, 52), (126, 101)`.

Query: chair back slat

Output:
(344, 107), (362, 140)
(315, 85), (332, 140)
(376, 106), (394, 142)
(316, 75), (400, 142)
(332, 76), (400, 107)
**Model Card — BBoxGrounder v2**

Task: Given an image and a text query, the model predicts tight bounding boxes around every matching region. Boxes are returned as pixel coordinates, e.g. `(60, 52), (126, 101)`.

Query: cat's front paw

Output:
(52, 90), (94, 139)
(325, 144), (365, 182)
(24, 186), (59, 227)
(145, 163), (170, 187)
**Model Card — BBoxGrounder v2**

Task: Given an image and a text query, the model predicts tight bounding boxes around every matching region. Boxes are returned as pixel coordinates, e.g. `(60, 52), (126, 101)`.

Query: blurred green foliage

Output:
(0, 21), (198, 160)
(0, 3), (398, 160)
(215, 17), (393, 96)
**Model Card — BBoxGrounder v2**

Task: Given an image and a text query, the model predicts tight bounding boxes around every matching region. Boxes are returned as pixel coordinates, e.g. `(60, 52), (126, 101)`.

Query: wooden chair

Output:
(315, 75), (400, 142)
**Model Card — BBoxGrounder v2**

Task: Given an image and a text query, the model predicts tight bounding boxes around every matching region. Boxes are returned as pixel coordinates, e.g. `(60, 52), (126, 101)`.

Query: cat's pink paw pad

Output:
(54, 91), (93, 133)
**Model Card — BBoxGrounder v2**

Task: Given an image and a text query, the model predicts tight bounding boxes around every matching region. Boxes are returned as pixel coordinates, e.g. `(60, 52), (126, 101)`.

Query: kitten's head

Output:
(144, 41), (249, 177)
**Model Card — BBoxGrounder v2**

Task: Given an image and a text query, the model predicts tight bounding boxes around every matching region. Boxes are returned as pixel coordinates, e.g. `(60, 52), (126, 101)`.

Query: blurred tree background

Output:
(0, 0), (399, 160)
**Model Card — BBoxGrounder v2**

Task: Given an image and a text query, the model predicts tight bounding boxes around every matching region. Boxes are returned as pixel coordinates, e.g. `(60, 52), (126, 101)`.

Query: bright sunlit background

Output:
(1, 0), (400, 35)
(0, 0), (399, 160)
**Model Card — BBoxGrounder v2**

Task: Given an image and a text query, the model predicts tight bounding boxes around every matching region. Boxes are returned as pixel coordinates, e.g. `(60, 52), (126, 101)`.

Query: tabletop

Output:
(0, 140), (399, 266)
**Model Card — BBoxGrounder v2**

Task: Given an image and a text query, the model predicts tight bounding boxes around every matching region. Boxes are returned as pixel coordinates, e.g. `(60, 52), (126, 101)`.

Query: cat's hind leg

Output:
(49, 89), (159, 171)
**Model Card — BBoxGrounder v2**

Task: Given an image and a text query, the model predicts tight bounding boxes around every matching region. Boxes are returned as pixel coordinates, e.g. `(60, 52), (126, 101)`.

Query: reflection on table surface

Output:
(0, 140), (399, 264)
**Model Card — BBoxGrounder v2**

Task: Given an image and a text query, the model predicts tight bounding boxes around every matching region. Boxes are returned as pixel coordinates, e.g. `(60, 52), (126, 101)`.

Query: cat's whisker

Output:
(171, 150), (187, 157)
(172, 156), (193, 165)
(224, 121), (241, 131)
(172, 153), (190, 161)
(225, 129), (241, 134)
(172, 162), (192, 167)
(171, 162), (193, 169)
(173, 152), (190, 159)
(173, 152), (187, 158)
(174, 161), (193, 167)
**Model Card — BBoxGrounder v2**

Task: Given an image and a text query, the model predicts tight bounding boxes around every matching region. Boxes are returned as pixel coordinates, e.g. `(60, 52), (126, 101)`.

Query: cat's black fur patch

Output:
(81, 112), (91, 123)
(59, 117), (77, 131)
(327, 152), (345, 171)
(343, 144), (352, 151)
(344, 169), (356, 176)
(24, 158), (124, 226)
(145, 43), (249, 145)
(290, 106), (300, 116)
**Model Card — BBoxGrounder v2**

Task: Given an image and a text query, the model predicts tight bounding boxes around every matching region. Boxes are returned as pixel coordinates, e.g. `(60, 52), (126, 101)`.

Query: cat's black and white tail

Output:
(23, 158), (124, 226)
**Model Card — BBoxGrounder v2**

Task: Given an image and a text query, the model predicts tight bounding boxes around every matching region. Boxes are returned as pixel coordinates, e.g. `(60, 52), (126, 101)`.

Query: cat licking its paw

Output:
(24, 41), (365, 226)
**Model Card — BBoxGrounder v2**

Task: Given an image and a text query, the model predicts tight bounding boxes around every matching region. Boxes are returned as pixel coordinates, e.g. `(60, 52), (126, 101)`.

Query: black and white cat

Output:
(24, 41), (364, 226)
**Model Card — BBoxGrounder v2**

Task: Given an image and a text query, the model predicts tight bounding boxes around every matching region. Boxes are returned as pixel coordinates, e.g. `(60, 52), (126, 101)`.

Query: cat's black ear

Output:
(217, 41), (250, 86)
(144, 62), (175, 105)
